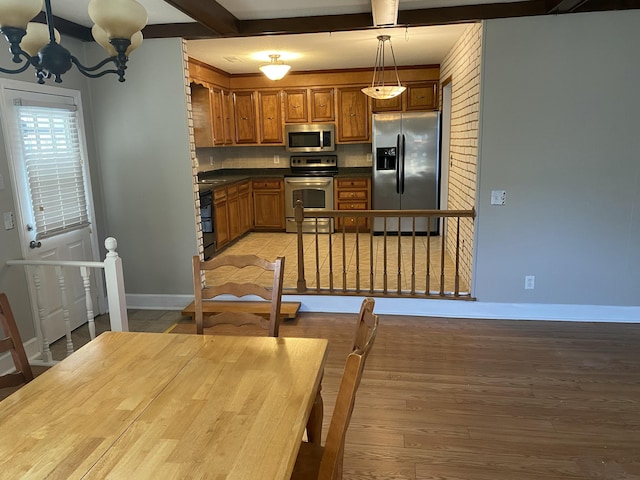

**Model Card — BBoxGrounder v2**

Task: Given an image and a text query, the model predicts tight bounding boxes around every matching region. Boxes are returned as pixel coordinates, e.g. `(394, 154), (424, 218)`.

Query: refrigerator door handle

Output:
(395, 133), (401, 194)
(401, 134), (406, 194)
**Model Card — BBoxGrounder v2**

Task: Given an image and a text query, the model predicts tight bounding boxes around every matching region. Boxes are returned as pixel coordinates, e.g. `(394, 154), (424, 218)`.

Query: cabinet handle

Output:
(241, 116), (248, 120)
(292, 105), (300, 109)
(319, 104), (326, 107)
(350, 113), (357, 117)
(417, 96), (425, 99)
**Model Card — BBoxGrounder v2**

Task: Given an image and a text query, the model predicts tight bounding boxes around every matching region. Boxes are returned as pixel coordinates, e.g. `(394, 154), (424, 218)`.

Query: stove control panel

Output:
(290, 155), (337, 169)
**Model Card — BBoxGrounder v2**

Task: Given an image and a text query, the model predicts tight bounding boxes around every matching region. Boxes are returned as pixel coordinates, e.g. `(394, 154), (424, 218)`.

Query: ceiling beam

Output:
(162, 0), (239, 35)
(33, 12), (93, 42)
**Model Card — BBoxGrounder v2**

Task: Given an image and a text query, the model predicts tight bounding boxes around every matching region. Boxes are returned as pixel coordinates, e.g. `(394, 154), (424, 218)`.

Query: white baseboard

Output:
(125, 293), (640, 323)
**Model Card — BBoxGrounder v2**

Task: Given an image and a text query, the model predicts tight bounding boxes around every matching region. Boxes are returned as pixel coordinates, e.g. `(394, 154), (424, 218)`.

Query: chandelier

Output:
(0, 0), (147, 84)
(361, 35), (406, 100)
(259, 54), (291, 81)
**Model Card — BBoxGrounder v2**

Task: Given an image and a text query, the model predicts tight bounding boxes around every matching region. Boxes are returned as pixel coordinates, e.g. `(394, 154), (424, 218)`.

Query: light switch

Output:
(491, 190), (506, 206)
(4, 212), (15, 230)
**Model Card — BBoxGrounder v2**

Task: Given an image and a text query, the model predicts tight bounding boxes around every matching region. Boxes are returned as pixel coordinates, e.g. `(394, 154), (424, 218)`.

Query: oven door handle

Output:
(285, 179), (333, 187)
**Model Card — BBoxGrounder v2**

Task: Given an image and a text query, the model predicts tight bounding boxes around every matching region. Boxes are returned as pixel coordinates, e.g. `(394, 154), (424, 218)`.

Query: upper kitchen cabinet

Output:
(372, 92), (403, 113)
(210, 87), (226, 145)
(222, 90), (234, 145)
(310, 88), (335, 122)
(190, 82), (214, 148)
(258, 90), (283, 144)
(233, 91), (257, 144)
(406, 81), (439, 111)
(337, 87), (370, 143)
(283, 89), (308, 123)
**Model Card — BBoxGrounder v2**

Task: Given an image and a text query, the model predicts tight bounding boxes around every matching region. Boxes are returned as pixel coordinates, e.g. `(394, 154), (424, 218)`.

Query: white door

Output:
(0, 79), (102, 343)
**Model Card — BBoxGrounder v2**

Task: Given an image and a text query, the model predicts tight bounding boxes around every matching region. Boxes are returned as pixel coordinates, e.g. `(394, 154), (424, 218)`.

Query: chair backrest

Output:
(0, 293), (34, 389)
(318, 298), (379, 479)
(192, 254), (285, 336)
(351, 297), (377, 353)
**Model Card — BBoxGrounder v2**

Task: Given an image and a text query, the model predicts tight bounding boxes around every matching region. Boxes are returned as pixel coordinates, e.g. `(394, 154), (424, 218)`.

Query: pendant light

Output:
(361, 35), (406, 100)
(259, 54), (291, 81)
(0, 0), (147, 84)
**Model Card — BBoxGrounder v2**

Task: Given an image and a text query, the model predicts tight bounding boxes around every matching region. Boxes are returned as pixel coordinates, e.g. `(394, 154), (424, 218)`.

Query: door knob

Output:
(29, 240), (42, 249)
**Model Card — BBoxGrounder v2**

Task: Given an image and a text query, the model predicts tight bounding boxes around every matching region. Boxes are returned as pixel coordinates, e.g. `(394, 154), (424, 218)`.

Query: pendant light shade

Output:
(361, 35), (406, 100)
(259, 54), (291, 81)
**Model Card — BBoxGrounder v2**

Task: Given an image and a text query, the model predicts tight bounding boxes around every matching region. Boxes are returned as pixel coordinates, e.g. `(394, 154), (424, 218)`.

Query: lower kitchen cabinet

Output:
(227, 184), (241, 240)
(335, 177), (371, 231)
(213, 188), (230, 249)
(238, 180), (253, 233)
(252, 178), (285, 231)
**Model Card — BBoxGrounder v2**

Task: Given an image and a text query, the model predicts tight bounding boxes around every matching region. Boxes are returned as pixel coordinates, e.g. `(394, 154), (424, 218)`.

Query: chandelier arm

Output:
(70, 56), (125, 81)
(0, 51), (34, 75)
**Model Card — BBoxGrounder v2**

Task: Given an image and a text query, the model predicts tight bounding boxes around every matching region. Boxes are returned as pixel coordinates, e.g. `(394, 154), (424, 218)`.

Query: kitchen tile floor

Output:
(210, 232), (468, 294)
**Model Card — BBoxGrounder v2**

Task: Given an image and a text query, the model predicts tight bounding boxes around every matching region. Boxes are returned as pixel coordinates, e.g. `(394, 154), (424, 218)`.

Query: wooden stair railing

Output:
(294, 202), (476, 299)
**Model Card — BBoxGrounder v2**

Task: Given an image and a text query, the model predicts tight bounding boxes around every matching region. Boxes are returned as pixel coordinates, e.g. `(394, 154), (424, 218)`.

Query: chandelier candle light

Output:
(259, 54), (291, 81)
(361, 35), (406, 100)
(0, 0), (147, 84)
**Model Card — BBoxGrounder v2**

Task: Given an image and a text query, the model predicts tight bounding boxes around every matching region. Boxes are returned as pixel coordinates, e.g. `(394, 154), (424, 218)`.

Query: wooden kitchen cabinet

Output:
(258, 90), (283, 144)
(335, 177), (371, 231)
(227, 184), (241, 240)
(252, 178), (285, 231)
(337, 87), (370, 143)
(233, 91), (257, 144)
(406, 81), (438, 111)
(222, 90), (234, 144)
(284, 89), (308, 123)
(190, 82), (214, 148)
(372, 92), (404, 113)
(238, 180), (253, 234)
(213, 188), (230, 248)
(310, 88), (335, 122)
(210, 87), (226, 145)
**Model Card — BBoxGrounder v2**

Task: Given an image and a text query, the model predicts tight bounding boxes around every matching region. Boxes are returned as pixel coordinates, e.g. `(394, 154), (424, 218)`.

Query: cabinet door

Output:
(258, 90), (283, 144)
(310, 88), (334, 122)
(252, 179), (284, 231)
(227, 184), (241, 241)
(213, 189), (229, 248)
(210, 87), (225, 145)
(238, 181), (253, 234)
(372, 92), (404, 112)
(284, 89), (308, 123)
(233, 91), (257, 144)
(337, 87), (370, 142)
(406, 82), (438, 111)
(222, 90), (234, 144)
(190, 83), (214, 148)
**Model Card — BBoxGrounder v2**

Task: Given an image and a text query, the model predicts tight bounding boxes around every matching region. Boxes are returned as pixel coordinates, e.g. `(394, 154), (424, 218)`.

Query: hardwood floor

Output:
(13, 311), (640, 479)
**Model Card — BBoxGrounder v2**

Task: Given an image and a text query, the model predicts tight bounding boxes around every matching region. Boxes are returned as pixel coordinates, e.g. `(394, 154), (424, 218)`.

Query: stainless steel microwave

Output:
(285, 123), (335, 153)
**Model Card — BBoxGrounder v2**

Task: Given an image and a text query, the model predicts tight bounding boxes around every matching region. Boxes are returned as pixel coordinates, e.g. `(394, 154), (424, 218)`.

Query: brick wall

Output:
(439, 23), (482, 292)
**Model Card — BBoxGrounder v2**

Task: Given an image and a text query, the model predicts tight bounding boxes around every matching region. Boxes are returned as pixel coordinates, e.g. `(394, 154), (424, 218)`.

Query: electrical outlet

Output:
(273, 154), (280, 164)
(525, 275), (535, 290)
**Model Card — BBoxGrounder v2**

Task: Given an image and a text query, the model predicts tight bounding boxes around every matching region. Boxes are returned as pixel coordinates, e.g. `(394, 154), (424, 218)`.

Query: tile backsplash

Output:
(196, 144), (372, 172)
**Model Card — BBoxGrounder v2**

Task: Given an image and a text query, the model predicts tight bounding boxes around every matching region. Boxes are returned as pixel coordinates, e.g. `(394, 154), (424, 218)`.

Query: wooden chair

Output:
(192, 254), (285, 336)
(292, 297), (379, 480)
(0, 293), (34, 392)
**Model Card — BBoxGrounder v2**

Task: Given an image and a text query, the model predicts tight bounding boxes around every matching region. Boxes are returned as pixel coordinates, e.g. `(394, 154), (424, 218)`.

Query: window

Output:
(15, 102), (89, 239)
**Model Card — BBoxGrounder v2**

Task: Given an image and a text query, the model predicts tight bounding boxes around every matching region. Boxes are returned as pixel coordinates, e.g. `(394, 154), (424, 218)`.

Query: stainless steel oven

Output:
(284, 155), (337, 233)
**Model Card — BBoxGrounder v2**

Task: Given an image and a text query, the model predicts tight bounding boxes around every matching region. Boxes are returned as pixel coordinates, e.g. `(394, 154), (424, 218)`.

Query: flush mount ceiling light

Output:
(371, 0), (399, 27)
(259, 54), (291, 81)
(0, 0), (147, 84)
(361, 35), (406, 100)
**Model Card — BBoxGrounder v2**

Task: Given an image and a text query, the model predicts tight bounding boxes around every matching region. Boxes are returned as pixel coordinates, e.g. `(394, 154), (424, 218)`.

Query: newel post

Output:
(103, 237), (129, 332)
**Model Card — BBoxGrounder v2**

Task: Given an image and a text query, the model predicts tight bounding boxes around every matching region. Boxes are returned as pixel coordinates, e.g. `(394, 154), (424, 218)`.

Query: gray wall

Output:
(475, 11), (640, 306)
(85, 37), (197, 295)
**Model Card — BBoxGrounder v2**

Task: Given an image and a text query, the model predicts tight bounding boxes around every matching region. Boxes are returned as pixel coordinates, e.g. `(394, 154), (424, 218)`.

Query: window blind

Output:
(16, 104), (90, 239)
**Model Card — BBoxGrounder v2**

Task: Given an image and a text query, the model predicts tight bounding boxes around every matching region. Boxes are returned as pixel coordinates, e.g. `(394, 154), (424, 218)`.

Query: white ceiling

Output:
(49, 0), (530, 74)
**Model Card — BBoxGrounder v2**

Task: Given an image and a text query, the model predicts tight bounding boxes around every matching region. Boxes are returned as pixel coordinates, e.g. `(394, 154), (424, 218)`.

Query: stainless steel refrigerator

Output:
(372, 111), (440, 234)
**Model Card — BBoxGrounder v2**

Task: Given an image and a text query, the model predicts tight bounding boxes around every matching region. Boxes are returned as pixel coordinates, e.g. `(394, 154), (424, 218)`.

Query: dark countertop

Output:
(197, 167), (372, 192)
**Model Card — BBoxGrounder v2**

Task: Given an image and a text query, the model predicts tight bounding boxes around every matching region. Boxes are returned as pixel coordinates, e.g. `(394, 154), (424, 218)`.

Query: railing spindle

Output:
(55, 265), (74, 357)
(455, 217), (461, 297)
(328, 223), (334, 292)
(411, 217), (416, 295)
(440, 218), (447, 296)
(342, 224), (347, 293)
(33, 266), (52, 363)
(383, 218), (388, 294)
(355, 224), (361, 293)
(369, 225), (374, 294)
(426, 216), (431, 295)
(80, 266), (96, 340)
(295, 200), (306, 293)
(397, 216), (402, 295)
(315, 218), (320, 292)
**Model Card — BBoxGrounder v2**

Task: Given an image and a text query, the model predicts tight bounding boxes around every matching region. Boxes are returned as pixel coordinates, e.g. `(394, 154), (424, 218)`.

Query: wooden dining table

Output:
(0, 331), (328, 479)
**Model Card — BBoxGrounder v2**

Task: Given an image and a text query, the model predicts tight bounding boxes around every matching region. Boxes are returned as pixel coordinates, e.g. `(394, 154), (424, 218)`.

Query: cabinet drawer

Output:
(337, 178), (368, 188)
(213, 188), (227, 202)
(338, 190), (367, 200)
(338, 201), (367, 210)
(238, 181), (250, 193)
(252, 179), (282, 189)
(227, 184), (238, 196)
